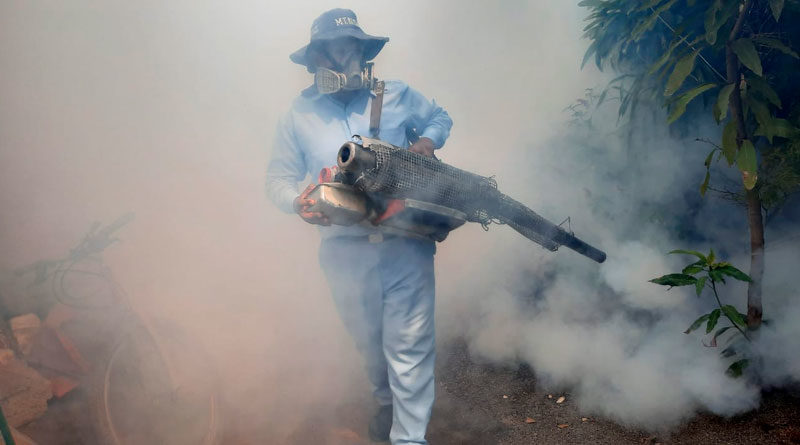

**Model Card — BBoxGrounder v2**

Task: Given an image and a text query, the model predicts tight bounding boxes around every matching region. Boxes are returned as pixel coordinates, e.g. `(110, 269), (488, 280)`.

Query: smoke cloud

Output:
(1, 0), (798, 441)
(438, 75), (799, 430)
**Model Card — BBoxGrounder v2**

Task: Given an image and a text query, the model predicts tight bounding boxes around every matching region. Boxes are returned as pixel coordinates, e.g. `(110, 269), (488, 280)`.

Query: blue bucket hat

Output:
(290, 9), (389, 69)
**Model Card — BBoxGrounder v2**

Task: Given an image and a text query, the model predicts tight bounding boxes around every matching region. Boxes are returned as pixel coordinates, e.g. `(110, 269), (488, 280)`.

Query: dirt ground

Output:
(18, 339), (800, 444)
(425, 341), (800, 445)
(222, 339), (800, 445)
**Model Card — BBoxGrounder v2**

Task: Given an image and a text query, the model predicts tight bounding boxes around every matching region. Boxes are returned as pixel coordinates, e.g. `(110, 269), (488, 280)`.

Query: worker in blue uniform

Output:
(265, 8), (452, 444)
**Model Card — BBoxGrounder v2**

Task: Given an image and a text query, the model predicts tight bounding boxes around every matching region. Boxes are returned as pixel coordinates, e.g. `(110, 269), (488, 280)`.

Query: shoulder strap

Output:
(369, 80), (385, 138)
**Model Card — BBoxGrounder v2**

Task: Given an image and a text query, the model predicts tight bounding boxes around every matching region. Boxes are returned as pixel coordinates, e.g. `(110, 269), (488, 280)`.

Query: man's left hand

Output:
(408, 137), (436, 157)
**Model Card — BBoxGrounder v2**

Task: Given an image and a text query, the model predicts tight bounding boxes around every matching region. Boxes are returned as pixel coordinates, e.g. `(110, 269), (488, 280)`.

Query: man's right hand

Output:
(293, 184), (331, 226)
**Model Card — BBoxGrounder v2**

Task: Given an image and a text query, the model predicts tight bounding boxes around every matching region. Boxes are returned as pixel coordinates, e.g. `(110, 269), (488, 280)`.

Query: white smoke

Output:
(438, 87), (797, 430)
(1, 0), (798, 439)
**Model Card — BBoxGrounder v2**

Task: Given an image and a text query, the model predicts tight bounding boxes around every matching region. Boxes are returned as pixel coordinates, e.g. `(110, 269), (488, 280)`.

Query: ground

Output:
(426, 341), (800, 445)
(225, 340), (800, 445)
(17, 339), (800, 444)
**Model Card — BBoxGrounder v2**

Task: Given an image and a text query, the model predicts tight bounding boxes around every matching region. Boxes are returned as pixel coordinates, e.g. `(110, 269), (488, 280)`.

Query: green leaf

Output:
(721, 305), (747, 328)
(704, 0), (723, 44)
(710, 326), (733, 347)
(668, 83), (717, 123)
(596, 89), (609, 108)
(755, 118), (800, 143)
(704, 0), (738, 45)
(748, 96), (772, 130)
(700, 171), (711, 196)
(695, 276), (707, 296)
(721, 120), (737, 165)
(664, 50), (699, 96)
(731, 38), (763, 76)
(713, 83), (735, 123)
(726, 359), (749, 378)
(581, 40), (599, 69)
(685, 313), (710, 334)
(769, 0), (785, 22)
(707, 248), (715, 265)
(636, 0), (669, 11)
(683, 261), (705, 274)
(649, 39), (683, 75)
(632, 0), (679, 41)
(631, 15), (660, 42)
(716, 265), (752, 282)
(704, 149), (715, 168)
(747, 76), (781, 108)
(736, 139), (758, 190)
(709, 268), (725, 283)
(706, 309), (721, 333)
(704, 148), (717, 196)
(650, 273), (699, 287)
(721, 345), (738, 358)
(669, 249), (707, 263)
(753, 36), (799, 59)
(614, 76), (642, 121)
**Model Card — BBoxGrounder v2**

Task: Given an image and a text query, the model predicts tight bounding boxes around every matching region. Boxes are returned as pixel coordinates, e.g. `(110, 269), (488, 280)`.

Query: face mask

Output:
(315, 63), (374, 94)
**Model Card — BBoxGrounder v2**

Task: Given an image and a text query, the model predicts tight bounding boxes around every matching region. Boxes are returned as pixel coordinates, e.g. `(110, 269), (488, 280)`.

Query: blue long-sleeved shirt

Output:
(265, 80), (453, 239)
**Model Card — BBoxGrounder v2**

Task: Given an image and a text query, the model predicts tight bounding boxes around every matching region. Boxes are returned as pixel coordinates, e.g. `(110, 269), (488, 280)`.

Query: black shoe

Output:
(368, 404), (393, 442)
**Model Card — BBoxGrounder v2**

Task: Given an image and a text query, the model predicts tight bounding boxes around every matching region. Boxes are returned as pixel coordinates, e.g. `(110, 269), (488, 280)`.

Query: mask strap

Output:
(369, 80), (385, 138)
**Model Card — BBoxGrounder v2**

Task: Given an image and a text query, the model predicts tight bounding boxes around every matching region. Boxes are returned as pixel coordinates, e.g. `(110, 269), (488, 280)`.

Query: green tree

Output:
(579, 0), (800, 329)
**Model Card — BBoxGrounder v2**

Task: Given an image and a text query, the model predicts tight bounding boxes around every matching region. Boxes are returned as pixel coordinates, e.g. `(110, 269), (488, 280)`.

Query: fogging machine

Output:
(307, 135), (606, 263)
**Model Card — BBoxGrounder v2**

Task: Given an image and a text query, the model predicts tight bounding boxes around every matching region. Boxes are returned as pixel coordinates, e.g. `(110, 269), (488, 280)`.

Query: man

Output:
(265, 8), (452, 445)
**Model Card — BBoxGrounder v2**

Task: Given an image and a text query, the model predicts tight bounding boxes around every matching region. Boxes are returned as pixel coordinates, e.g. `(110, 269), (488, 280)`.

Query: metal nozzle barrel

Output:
(558, 232), (606, 263)
(337, 138), (607, 263)
(338, 141), (376, 175)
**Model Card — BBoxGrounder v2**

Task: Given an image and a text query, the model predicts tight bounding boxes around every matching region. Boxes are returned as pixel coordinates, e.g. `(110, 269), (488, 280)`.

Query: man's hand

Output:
(293, 184), (331, 226)
(408, 137), (436, 157)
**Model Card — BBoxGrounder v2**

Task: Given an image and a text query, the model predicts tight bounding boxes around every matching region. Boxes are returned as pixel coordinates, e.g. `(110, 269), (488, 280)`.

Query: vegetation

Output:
(579, 0), (800, 329)
(650, 249), (753, 376)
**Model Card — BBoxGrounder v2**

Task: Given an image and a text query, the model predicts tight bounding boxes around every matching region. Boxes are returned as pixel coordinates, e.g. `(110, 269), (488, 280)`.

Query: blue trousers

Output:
(319, 235), (436, 445)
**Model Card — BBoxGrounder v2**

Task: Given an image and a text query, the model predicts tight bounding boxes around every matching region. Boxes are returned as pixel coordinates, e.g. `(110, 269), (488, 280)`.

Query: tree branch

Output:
(727, 0), (753, 142)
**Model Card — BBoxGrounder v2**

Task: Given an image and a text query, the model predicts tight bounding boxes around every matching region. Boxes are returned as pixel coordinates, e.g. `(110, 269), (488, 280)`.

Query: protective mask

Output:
(315, 63), (374, 94)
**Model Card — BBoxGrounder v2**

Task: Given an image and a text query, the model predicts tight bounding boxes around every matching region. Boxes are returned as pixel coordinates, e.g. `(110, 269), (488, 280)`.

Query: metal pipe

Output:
(337, 141), (376, 174)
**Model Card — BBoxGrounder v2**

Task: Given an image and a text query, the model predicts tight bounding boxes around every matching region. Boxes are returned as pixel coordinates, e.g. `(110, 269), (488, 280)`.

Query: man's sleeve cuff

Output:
(421, 127), (446, 149)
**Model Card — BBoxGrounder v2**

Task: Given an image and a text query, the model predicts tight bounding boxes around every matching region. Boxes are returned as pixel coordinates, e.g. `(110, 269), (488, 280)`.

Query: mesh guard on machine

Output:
(308, 156), (467, 242)
(336, 135), (607, 263)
